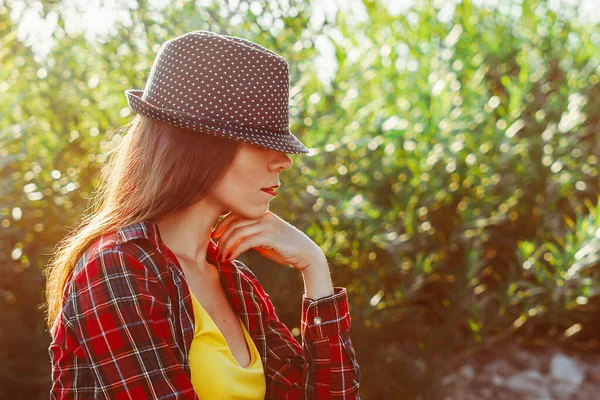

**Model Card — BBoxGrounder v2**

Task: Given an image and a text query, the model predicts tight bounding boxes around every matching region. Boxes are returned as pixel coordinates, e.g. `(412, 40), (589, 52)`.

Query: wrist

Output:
(299, 250), (328, 274)
(300, 251), (334, 300)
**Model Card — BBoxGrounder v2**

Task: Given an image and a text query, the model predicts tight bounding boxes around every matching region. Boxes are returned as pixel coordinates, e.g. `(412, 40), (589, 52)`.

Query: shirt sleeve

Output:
(62, 249), (199, 400)
(256, 277), (361, 399)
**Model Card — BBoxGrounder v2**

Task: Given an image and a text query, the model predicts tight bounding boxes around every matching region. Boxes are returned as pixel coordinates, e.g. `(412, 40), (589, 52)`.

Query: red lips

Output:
(261, 183), (279, 197)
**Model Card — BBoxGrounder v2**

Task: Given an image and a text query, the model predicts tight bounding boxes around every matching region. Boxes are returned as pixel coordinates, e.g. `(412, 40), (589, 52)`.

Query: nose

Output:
(269, 151), (293, 172)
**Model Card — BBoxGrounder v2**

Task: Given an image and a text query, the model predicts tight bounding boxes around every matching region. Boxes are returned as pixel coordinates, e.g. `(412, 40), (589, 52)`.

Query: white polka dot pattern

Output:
(124, 30), (309, 154)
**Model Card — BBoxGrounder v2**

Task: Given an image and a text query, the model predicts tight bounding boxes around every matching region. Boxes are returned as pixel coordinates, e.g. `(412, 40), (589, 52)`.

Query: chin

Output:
(231, 206), (269, 221)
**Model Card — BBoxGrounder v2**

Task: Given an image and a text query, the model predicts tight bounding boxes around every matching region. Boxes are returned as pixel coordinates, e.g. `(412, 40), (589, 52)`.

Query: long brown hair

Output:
(43, 114), (243, 331)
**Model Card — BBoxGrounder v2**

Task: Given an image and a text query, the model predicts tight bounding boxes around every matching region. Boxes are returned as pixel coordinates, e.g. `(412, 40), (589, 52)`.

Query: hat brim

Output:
(125, 90), (310, 154)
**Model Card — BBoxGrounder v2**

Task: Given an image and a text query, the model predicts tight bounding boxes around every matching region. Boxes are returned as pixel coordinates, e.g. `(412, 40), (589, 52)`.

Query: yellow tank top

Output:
(188, 292), (266, 399)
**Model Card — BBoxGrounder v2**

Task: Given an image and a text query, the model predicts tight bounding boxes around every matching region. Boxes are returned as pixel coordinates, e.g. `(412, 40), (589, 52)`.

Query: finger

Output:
(219, 224), (264, 261)
(212, 212), (242, 238)
(223, 232), (265, 262)
(219, 222), (263, 260)
(218, 218), (258, 251)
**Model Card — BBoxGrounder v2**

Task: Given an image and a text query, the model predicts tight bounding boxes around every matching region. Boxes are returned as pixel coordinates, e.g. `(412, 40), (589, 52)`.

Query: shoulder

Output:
(70, 232), (169, 295)
(63, 241), (171, 324)
(75, 219), (168, 278)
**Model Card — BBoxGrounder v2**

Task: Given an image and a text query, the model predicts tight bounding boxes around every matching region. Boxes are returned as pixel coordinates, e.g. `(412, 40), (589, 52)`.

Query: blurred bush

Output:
(1, 0), (598, 398)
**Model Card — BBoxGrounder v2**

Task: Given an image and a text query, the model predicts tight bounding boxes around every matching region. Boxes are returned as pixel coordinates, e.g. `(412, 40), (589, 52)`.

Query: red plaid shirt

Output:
(49, 219), (361, 399)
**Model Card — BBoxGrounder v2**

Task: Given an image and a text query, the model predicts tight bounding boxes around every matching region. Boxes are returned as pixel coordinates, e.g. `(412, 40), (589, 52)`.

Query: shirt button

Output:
(313, 317), (322, 326)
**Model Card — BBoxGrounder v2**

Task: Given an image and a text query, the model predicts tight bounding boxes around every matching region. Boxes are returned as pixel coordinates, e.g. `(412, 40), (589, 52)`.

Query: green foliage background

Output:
(1, 0), (599, 398)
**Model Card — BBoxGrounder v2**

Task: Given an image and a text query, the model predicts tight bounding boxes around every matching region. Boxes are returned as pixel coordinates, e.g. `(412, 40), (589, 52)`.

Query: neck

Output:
(154, 202), (224, 273)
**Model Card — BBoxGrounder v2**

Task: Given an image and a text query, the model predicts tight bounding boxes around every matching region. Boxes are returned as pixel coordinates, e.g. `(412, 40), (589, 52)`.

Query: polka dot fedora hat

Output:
(125, 30), (310, 154)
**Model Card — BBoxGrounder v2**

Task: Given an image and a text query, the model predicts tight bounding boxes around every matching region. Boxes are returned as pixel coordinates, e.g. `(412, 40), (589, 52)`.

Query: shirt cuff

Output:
(301, 287), (351, 340)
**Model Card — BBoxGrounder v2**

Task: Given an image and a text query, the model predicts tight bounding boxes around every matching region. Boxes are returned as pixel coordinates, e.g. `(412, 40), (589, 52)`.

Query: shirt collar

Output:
(115, 218), (162, 249)
(114, 218), (220, 265)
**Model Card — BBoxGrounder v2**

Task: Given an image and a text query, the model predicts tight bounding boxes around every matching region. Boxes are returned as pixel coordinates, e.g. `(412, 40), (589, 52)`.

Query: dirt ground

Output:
(438, 341), (600, 400)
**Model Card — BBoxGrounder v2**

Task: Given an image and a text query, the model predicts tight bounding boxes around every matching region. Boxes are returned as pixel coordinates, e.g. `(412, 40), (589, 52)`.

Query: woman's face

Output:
(211, 141), (294, 219)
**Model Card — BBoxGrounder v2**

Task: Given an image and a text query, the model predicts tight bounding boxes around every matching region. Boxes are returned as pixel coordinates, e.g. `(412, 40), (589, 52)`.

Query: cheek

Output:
(216, 178), (255, 205)
(235, 166), (259, 186)
(220, 156), (262, 198)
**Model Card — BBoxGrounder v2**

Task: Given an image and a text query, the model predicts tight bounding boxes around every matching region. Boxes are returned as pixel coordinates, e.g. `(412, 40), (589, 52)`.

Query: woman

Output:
(45, 30), (361, 399)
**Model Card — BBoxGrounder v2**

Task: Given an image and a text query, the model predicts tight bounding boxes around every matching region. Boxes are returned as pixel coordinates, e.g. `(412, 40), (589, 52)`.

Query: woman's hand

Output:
(211, 211), (322, 272)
